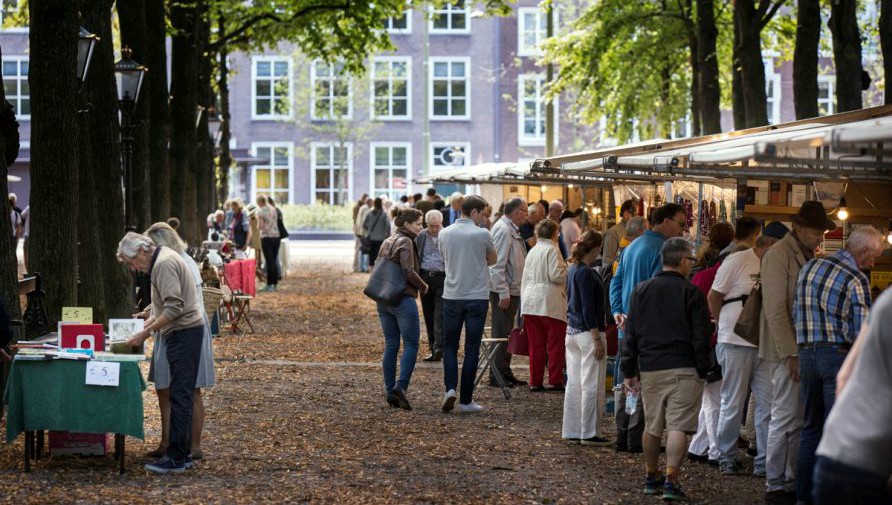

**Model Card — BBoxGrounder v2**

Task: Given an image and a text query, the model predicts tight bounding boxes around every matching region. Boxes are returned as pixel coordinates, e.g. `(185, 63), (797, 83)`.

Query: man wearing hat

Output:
(759, 201), (835, 505)
(709, 222), (788, 477)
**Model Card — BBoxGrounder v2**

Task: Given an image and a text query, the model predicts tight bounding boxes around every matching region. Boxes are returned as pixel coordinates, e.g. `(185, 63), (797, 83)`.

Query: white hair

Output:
(425, 210), (443, 224)
(527, 203), (539, 215)
(450, 191), (464, 201)
(144, 222), (187, 254)
(117, 232), (155, 262)
(846, 227), (884, 254)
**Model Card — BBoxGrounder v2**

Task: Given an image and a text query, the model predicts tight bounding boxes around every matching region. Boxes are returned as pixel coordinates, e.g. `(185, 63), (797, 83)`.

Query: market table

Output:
(4, 359), (146, 474)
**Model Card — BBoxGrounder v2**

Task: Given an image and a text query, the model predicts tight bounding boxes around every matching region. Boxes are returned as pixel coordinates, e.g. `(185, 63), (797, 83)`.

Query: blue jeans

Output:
(377, 296), (420, 397)
(813, 456), (890, 505)
(360, 253), (369, 272)
(797, 346), (845, 503)
(165, 325), (205, 464)
(443, 298), (488, 405)
(613, 330), (624, 385)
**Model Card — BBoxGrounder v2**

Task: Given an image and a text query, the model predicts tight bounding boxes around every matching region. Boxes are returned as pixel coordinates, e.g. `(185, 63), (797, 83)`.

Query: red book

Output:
(59, 324), (105, 351)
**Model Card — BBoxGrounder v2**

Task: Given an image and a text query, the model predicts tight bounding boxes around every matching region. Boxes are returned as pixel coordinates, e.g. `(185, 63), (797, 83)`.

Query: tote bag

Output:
(734, 278), (762, 346)
(363, 258), (406, 306)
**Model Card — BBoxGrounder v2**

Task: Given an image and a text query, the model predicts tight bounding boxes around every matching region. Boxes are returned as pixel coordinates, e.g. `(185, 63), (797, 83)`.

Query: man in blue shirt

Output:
(609, 202), (686, 452)
(792, 226), (884, 504)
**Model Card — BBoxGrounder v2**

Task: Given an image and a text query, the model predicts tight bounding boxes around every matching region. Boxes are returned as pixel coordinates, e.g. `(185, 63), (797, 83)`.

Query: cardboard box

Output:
(749, 181), (770, 205)
(791, 184), (807, 208)
(769, 182), (789, 206)
(49, 431), (110, 456)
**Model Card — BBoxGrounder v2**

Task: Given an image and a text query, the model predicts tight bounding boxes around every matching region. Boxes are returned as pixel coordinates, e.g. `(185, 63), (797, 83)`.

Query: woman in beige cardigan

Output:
(520, 218), (569, 391)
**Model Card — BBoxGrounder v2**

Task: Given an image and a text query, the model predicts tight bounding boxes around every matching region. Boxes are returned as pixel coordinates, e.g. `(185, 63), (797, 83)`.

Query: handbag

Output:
(360, 236), (371, 254)
(734, 277), (762, 346)
(507, 314), (528, 356)
(363, 257), (406, 305)
(277, 213), (289, 239)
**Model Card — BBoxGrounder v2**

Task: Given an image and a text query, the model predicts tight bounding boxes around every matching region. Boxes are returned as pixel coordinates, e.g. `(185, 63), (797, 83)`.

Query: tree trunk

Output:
(82, 0), (132, 319)
(697, 0), (721, 134)
(735, 0), (768, 127)
(28, 0), (80, 322)
(732, 17), (747, 130)
(169, 0), (200, 241)
(0, 46), (21, 320)
(195, 3), (212, 239)
(793, 0), (820, 119)
(217, 12), (234, 205)
(883, 0), (892, 105)
(75, 112), (107, 323)
(118, 0), (153, 230)
(146, 0), (171, 221)
(689, 34), (702, 137)
(829, 0), (863, 112)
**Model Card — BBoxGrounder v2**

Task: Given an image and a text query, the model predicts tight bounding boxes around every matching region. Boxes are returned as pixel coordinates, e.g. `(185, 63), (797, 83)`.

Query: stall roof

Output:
(534, 104), (892, 182)
(414, 162), (530, 184)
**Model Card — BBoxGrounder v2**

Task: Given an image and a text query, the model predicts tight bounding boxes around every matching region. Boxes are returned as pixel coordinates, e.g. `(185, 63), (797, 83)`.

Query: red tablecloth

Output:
(224, 259), (256, 296)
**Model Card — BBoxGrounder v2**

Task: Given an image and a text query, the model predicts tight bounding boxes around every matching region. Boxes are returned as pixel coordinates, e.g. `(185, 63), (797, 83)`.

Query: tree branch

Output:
(758, 0), (786, 30)
(208, 3), (350, 52)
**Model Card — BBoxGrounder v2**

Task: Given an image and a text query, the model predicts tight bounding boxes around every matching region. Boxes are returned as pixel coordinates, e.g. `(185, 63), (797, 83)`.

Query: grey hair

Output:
(846, 227), (884, 254)
(425, 209), (443, 224)
(144, 222), (187, 254)
(626, 216), (647, 237)
(527, 203), (540, 215)
(503, 197), (526, 216)
(117, 232), (155, 262)
(661, 237), (693, 268)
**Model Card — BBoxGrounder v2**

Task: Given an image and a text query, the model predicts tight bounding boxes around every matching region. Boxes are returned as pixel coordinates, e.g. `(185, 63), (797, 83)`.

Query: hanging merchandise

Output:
(699, 199), (710, 236)
(719, 199), (728, 222)
(637, 198), (645, 216)
(709, 200), (718, 227)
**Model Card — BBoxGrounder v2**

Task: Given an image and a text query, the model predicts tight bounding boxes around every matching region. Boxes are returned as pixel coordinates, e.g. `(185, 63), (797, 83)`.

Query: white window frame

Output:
(369, 142), (413, 199)
(517, 7), (557, 57)
(817, 75), (836, 116)
(429, 57), (470, 121)
(430, 142), (470, 172)
(251, 56), (292, 121)
(517, 74), (558, 147)
(310, 60), (353, 121)
(429, 1), (470, 35)
(2, 56), (29, 120)
(370, 56), (412, 121)
(310, 142), (354, 205)
(249, 141), (294, 205)
(764, 58), (781, 125)
(386, 8), (412, 34)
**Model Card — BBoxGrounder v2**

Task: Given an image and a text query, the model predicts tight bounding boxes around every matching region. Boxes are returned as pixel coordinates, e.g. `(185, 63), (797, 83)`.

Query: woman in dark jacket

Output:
(563, 230), (612, 446)
(375, 207), (428, 410)
(363, 197), (391, 267)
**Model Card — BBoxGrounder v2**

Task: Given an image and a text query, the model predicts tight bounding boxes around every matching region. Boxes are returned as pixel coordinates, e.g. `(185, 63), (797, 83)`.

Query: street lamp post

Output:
(207, 108), (222, 209)
(114, 47), (147, 232)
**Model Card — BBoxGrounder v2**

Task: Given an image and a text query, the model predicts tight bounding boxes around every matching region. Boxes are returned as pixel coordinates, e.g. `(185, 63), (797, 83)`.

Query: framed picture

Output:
(108, 319), (144, 344)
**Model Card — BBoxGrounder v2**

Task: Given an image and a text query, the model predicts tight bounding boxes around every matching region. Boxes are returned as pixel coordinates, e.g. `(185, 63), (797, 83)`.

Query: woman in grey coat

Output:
(363, 197), (392, 267)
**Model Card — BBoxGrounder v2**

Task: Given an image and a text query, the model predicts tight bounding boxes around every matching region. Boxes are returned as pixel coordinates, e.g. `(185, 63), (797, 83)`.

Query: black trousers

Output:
(165, 325), (204, 463)
(261, 237), (282, 285)
(419, 271), (445, 354)
(489, 291), (519, 380)
(369, 240), (384, 267)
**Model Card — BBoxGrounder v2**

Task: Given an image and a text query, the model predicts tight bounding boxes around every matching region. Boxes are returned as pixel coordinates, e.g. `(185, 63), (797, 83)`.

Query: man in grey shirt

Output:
(438, 195), (497, 414)
(812, 288), (892, 504)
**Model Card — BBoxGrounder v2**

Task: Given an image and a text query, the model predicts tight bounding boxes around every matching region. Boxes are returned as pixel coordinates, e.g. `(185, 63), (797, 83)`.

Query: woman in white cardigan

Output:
(520, 218), (569, 392)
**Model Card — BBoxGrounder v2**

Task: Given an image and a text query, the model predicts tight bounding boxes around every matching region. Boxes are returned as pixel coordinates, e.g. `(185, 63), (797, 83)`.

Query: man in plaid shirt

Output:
(792, 226), (885, 504)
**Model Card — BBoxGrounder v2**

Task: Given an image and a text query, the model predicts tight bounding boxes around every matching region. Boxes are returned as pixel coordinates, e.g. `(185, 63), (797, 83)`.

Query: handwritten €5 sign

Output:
(85, 361), (120, 387)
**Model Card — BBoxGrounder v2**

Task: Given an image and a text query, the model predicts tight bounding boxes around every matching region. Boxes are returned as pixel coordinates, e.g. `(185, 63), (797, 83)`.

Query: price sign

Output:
(62, 307), (93, 324)
(85, 361), (120, 387)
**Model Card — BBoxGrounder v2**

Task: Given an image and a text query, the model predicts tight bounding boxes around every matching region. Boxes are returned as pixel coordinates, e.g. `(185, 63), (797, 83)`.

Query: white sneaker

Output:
(441, 389), (457, 413)
(459, 402), (484, 413)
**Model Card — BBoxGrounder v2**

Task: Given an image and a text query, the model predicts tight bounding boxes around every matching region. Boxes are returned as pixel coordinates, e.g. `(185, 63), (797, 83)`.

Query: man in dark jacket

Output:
(415, 210), (446, 361)
(622, 237), (718, 501)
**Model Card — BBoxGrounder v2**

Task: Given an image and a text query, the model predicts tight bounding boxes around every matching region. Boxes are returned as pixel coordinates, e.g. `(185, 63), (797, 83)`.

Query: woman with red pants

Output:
(520, 218), (569, 392)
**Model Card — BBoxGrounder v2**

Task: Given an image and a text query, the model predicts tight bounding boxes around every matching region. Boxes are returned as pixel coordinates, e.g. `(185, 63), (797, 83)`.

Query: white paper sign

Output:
(85, 361), (120, 387)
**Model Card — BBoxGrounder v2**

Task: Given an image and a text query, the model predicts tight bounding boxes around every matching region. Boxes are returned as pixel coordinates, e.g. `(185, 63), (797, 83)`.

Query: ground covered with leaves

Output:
(0, 247), (766, 503)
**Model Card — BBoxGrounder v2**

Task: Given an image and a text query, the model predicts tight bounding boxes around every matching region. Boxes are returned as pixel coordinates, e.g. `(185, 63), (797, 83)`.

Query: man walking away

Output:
(416, 210), (446, 361)
(760, 201), (836, 505)
(622, 238), (718, 501)
(488, 197), (528, 387)
(603, 199), (635, 267)
(793, 227), (884, 504)
(438, 195), (497, 413)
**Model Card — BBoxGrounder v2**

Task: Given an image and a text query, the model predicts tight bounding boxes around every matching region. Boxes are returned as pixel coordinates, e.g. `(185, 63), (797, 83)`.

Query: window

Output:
(252, 57), (291, 120)
(430, 142), (470, 171)
(2, 57), (28, 118)
(311, 60), (352, 120)
(764, 58), (781, 125)
(370, 142), (411, 199)
(517, 74), (557, 146)
(817, 76), (836, 116)
(311, 143), (352, 205)
(370, 57), (411, 120)
(250, 142), (293, 204)
(517, 7), (552, 56)
(386, 9), (411, 33)
(430, 1), (469, 34)
(430, 57), (469, 120)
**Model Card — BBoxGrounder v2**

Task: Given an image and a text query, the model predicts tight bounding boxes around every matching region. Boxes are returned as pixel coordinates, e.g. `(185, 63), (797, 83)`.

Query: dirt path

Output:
(0, 249), (765, 504)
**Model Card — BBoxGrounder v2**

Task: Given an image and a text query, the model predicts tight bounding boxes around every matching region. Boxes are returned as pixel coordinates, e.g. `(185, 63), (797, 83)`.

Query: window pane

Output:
(392, 81), (407, 98)
(375, 169), (389, 188)
(392, 99), (407, 116)
(451, 12), (466, 29)
(392, 147), (407, 166)
(393, 62), (407, 78)
(274, 191), (289, 205)
(375, 147), (389, 166)
(374, 81), (389, 98)
(3, 61), (16, 75)
(315, 191), (330, 204)
(256, 169), (271, 189)
(433, 99), (449, 116)
(255, 80), (271, 96)
(451, 80), (466, 97)
(433, 81), (448, 98)
(452, 62), (465, 78)
(374, 98), (390, 117)
(433, 14), (448, 29)
(315, 169), (331, 188)
(256, 99), (271, 115)
(452, 99), (465, 116)
(334, 147), (347, 165)
(20, 80), (29, 95)
(274, 169), (289, 188)
(274, 147), (289, 165)
(19, 100), (29, 115)
(256, 61), (271, 77)
(433, 62), (448, 77)
(273, 61), (288, 76)
(315, 147), (330, 167)
(3, 80), (14, 96)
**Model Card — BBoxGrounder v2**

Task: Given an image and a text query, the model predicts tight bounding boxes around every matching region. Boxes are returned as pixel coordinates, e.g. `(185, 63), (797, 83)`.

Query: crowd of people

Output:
(364, 190), (890, 504)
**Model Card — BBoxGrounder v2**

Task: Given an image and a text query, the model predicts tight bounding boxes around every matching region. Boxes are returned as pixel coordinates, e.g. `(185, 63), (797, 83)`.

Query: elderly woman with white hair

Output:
(142, 222), (216, 465)
(117, 231), (205, 475)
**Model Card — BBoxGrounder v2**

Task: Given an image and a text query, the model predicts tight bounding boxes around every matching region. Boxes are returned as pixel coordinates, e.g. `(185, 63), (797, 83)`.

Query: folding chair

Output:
(474, 326), (511, 401)
(220, 263), (255, 336)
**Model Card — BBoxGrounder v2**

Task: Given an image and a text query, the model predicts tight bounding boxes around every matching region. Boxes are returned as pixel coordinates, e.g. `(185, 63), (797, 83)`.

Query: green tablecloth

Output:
(4, 359), (146, 443)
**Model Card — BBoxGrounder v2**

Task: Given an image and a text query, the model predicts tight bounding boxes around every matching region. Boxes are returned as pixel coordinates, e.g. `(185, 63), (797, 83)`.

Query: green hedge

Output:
(280, 204), (353, 232)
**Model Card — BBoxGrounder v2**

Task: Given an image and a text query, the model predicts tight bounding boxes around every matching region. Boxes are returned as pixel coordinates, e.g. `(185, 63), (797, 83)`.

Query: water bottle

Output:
(625, 387), (639, 416)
